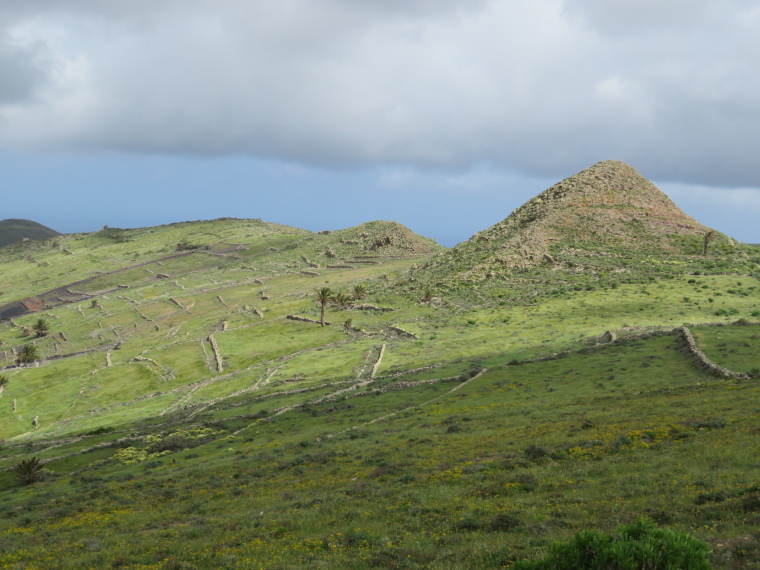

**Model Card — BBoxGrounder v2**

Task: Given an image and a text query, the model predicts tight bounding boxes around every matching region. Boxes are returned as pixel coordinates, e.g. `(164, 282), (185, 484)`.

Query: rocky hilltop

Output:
(284, 220), (444, 263)
(423, 160), (730, 282)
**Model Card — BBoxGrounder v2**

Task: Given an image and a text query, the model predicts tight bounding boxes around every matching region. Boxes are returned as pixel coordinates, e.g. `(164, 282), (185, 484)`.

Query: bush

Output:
(511, 518), (711, 570)
(523, 444), (550, 462)
(489, 512), (521, 531)
(13, 457), (47, 485)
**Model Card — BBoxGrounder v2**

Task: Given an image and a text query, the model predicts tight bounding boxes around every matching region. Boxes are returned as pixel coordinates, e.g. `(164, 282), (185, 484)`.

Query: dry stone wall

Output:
(387, 325), (420, 339)
(679, 325), (751, 380)
(287, 315), (329, 325)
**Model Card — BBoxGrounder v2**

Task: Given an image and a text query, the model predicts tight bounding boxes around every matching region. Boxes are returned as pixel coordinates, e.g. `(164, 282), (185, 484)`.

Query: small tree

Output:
(703, 230), (716, 256)
(32, 318), (50, 338)
(13, 457), (47, 485)
(342, 318), (354, 332)
(421, 286), (434, 303)
(315, 287), (334, 327)
(16, 344), (39, 364)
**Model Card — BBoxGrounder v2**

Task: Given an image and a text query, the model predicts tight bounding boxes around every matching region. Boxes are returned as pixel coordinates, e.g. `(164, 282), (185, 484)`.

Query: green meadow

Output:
(0, 217), (758, 569)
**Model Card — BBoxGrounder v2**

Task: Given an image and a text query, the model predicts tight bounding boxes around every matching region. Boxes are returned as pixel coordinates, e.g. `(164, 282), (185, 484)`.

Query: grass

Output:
(0, 332), (757, 568)
(692, 324), (760, 374)
(0, 216), (758, 568)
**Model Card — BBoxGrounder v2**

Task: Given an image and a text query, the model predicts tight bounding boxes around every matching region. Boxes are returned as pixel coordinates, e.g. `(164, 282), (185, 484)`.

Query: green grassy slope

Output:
(0, 330), (758, 569)
(0, 210), (758, 568)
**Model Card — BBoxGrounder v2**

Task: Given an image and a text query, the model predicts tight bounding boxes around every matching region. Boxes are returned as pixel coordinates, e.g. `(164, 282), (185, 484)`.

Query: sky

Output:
(2, 1), (760, 246)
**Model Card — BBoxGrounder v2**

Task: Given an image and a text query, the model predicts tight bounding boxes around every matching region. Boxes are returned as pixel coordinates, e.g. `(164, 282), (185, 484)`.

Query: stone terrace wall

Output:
(679, 325), (751, 380)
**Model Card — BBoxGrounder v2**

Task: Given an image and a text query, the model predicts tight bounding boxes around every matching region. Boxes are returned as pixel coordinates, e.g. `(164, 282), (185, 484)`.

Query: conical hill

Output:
(422, 160), (730, 282)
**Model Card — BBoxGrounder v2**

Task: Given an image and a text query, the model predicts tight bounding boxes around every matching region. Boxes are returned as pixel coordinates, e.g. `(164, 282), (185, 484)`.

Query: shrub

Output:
(523, 444), (549, 462)
(489, 512), (521, 531)
(13, 457), (47, 485)
(511, 518), (711, 570)
(686, 418), (727, 430)
(149, 434), (191, 453)
(85, 426), (115, 436)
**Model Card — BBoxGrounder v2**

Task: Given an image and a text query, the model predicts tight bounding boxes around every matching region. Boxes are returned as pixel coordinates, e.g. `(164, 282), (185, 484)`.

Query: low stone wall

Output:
(300, 270), (320, 277)
(679, 325), (750, 379)
(286, 315), (329, 325)
(354, 304), (394, 312)
(387, 325), (420, 339)
(207, 334), (224, 373)
(370, 344), (386, 378)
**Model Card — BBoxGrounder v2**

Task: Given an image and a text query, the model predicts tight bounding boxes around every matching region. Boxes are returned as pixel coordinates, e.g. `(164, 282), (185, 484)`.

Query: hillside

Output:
(0, 219), (60, 248)
(0, 175), (758, 569)
(415, 160), (756, 303)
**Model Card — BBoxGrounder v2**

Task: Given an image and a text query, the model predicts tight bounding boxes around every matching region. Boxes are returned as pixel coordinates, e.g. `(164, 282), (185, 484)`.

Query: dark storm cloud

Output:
(0, 1), (759, 188)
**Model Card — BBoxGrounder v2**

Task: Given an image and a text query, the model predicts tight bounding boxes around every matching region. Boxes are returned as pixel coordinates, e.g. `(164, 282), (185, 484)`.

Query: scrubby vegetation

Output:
(0, 164), (758, 568)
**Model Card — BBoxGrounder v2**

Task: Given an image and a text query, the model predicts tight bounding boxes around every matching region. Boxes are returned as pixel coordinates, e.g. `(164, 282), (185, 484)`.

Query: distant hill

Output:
(0, 218), (60, 248)
(420, 160), (740, 283)
(281, 220), (444, 263)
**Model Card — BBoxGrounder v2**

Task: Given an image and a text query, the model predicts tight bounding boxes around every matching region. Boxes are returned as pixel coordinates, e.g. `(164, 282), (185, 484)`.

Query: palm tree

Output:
(16, 344), (39, 364)
(703, 230), (716, 256)
(32, 318), (50, 338)
(13, 457), (47, 485)
(315, 287), (334, 327)
(333, 292), (351, 309)
(342, 318), (354, 332)
(352, 283), (367, 301)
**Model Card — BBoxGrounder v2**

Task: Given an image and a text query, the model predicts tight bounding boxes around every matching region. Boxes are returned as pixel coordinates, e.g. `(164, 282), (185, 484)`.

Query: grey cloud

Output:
(0, 0), (759, 188)
(0, 33), (50, 103)
(563, 0), (759, 34)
